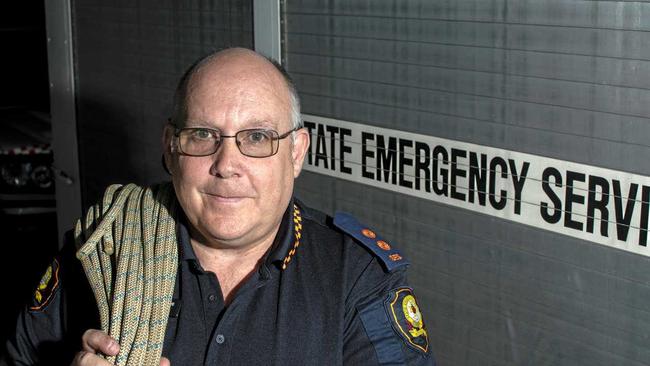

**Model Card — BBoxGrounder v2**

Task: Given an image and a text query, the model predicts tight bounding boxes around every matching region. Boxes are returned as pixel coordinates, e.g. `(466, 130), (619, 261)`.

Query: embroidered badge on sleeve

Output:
(29, 258), (60, 311)
(385, 287), (429, 353)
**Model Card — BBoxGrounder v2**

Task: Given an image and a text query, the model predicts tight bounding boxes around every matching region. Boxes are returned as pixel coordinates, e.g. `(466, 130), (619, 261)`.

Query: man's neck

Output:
(189, 229), (278, 305)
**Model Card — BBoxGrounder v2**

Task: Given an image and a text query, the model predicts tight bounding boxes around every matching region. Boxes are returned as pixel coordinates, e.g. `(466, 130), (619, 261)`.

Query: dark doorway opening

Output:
(0, 0), (58, 346)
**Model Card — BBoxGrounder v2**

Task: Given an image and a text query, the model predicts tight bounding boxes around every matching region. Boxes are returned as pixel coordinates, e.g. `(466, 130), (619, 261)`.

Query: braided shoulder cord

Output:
(75, 183), (178, 365)
(281, 204), (302, 270)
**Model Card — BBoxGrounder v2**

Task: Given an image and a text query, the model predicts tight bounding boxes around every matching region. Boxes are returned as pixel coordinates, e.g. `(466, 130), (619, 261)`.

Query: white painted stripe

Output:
(301, 114), (650, 257)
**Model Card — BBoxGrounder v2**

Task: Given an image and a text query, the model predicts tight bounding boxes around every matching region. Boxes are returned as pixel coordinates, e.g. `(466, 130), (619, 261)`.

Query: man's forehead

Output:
(186, 80), (287, 116)
(188, 59), (288, 104)
(184, 83), (290, 130)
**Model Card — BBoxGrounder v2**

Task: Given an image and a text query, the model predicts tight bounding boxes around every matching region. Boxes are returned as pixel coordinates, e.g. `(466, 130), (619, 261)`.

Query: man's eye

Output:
(246, 131), (271, 144)
(191, 129), (214, 140)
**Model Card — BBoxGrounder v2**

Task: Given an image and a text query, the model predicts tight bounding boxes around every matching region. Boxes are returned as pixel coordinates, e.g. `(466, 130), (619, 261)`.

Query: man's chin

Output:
(201, 218), (251, 242)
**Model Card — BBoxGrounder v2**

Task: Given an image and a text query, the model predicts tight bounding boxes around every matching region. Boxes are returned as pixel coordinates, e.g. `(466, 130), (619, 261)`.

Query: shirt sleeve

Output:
(343, 259), (436, 366)
(1, 235), (99, 366)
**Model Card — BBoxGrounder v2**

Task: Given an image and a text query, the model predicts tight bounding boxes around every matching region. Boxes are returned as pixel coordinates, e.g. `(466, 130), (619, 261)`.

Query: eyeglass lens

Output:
(178, 128), (279, 157)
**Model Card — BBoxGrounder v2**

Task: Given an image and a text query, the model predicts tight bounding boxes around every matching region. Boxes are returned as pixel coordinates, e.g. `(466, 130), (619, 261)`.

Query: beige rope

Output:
(75, 183), (178, 365)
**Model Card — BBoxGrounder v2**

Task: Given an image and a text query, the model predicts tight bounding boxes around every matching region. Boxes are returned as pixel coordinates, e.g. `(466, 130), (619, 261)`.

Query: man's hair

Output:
(170, 49), (302, 132)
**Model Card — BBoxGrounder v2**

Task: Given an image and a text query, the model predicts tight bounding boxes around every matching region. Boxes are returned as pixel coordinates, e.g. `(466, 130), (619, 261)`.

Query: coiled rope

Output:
(75, 183), (178, 365)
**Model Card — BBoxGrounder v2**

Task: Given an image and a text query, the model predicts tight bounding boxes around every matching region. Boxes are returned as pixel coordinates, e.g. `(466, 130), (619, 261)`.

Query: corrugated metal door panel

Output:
(286, 1), (650, 365)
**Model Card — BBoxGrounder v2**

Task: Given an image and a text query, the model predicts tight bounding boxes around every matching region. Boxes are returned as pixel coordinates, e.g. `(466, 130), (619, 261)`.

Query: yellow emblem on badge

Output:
(34, 265), (52, 303)
(387, 288), (429, 353)
(30, 259), (60, 311)
(402, 294), (427, 338)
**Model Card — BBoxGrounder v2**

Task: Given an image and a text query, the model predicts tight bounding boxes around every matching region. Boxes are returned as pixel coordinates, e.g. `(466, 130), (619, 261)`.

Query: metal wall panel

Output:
(45, 0), (82, 243)
(73, 0), (253, 207)
(286, 1), (650, 365)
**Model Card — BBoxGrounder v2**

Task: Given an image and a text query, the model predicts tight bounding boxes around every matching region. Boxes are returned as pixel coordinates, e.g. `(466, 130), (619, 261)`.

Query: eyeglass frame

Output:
(170, 123), (300, 158)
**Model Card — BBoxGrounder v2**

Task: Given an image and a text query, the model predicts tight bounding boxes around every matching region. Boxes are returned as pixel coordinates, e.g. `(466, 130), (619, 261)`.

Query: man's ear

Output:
(162, 123), (176, 175)
(291, 127), (310, 178)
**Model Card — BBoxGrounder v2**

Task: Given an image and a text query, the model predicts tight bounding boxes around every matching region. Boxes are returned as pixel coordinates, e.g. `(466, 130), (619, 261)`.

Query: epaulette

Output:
(333, 212), (409, 272)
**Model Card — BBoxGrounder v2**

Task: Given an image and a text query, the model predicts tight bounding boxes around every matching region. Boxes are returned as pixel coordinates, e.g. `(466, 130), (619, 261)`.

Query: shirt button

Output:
(208, 294), (216, 302)
(216, 334), (225, 344)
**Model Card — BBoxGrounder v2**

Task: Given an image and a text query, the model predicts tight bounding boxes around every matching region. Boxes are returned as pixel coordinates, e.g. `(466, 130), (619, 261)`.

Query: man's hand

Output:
(71, 329), (170, 366)
(71, 329), (118, 365)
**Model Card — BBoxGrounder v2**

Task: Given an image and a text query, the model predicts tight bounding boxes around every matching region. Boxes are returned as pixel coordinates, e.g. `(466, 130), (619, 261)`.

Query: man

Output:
(3, 48), (435, 365)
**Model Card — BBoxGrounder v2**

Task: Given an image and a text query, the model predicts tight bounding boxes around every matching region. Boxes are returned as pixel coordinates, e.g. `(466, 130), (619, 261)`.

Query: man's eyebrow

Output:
(182, 122), (220, 129)
(182, 120), (278, 130)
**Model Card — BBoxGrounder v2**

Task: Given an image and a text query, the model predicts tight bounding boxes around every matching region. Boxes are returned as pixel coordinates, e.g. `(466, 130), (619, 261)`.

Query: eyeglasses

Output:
(173, 126), (298, 158)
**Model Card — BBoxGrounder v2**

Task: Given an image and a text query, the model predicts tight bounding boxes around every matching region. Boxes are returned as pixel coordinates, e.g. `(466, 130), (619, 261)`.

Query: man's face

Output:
(164, 51), (309, 249)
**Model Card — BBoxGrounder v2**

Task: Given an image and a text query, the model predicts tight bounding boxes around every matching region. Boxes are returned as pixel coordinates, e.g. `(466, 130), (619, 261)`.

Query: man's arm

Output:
(1, 235), (98, 365)
(3, 258), (68, 365)
(343, 263), (436, 365)
(331, 212), (435, 365)
(1, 257), (167, 366)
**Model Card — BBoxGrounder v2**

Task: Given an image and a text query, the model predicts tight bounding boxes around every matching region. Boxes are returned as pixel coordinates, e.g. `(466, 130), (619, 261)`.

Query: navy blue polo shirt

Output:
(3, 199), (435, 366)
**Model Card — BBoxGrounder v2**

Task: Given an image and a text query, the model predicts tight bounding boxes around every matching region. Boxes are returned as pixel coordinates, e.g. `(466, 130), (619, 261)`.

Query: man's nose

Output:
(209, 137), (242, 178)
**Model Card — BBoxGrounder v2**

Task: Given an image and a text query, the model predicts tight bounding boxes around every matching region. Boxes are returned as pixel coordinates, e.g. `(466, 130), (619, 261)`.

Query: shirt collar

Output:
(266, 198), (296, 266)
(177, 198), (296, 269)
(177, 212), (196, 263)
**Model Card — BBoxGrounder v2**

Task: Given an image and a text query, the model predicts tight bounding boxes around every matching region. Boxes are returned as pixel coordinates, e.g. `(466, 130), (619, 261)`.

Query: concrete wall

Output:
(73, 0), (253, 207)
(287, 1), (650, 365)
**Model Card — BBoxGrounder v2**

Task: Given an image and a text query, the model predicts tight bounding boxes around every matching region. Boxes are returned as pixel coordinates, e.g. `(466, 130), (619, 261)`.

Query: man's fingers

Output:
(71, 351), (115, 366)
(81, 329), (119, 356)
(77, 329), (168, 365)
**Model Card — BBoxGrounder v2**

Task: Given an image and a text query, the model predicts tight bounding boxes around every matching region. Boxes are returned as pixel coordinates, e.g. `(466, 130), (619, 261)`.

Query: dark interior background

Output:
(0, 0), (56, 346)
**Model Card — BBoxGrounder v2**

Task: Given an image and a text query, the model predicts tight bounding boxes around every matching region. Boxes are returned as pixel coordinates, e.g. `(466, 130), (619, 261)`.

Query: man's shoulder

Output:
(294, 203), (434, 365)
(297, 201), (409, 274)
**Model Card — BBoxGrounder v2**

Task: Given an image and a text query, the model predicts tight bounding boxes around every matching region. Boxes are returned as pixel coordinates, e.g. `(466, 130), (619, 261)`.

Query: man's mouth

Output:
(203, 192), (248, 203)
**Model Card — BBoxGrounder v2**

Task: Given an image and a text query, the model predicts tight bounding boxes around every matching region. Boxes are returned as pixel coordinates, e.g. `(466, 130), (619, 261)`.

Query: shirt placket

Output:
(204, 267), (273, 366)
(204, 302), (235, 365)
(184, 263), (227, 366)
